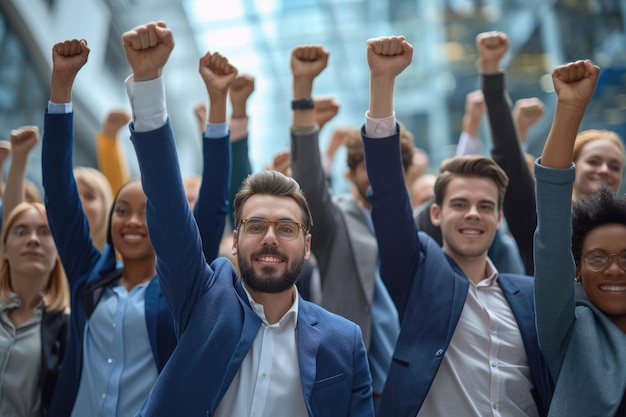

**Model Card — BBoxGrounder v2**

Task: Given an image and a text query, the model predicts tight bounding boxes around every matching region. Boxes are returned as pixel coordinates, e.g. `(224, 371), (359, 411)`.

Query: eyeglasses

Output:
(583, 249), (626, 272)
(239, 218), (306, 241)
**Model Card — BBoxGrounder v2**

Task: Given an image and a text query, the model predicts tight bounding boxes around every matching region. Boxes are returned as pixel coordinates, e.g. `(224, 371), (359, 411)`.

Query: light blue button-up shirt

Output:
(71, 282), (157, 417)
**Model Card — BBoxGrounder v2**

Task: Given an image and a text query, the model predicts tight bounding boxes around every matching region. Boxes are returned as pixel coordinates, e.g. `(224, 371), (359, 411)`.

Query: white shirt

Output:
(214, 287), (308, 417)
(418, 259), (538, 417)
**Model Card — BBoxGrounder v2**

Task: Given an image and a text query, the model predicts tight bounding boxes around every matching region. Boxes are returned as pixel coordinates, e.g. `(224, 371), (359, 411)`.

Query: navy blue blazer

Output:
(361, 129), (552, 416)
(131, 120), (374, 416)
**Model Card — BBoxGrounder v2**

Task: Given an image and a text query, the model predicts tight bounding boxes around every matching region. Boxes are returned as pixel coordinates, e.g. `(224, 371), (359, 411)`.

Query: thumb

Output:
(155, 21), (175, 48)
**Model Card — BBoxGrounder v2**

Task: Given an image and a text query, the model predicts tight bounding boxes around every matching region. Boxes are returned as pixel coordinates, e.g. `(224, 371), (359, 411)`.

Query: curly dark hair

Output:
(572, 186), (626, 262)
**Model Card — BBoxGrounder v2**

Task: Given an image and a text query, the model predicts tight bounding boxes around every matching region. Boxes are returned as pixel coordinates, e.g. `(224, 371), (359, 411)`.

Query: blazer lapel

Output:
(297, 300), (321, 407)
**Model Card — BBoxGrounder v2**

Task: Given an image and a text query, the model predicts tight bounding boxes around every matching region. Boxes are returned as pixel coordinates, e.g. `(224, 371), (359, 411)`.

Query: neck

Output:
(445, 250), (490, 285)
(244, 285), (295, 324)
(351, 186), (371, 210)
(121, 258), (156, 290)
(10, 272), (47, 309)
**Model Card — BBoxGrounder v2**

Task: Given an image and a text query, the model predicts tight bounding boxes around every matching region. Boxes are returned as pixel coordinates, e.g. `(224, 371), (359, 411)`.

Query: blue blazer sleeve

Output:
(42, 111), (105, 283)
(361, 127), (420, 319)
(130, 120), (214, 334)
(193, 133), (230, 263)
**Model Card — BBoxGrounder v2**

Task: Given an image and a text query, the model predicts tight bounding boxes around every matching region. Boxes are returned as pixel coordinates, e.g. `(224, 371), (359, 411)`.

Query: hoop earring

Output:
(575, 275), (581, 282)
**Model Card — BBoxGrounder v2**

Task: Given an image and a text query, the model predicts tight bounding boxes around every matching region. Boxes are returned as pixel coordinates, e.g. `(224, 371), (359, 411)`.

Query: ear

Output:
(303, 233), (312, 260)
(231, 230), (238, 255)
(430, 203), (441, 227)
(575, 261), (582, 282)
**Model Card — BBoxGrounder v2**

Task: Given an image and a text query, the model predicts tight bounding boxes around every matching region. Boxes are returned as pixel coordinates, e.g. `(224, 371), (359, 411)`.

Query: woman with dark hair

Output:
(535, 59), (626, 416)
(40, 39), (176, 417)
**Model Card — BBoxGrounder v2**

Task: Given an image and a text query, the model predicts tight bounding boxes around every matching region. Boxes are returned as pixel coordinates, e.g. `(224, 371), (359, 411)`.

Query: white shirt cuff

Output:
(48, 101), (72, 114)
(456, 131), (482, 156)
(205, 122), (228, 139)
(364, 111), (396, 138)
(125, 75), (167, 132)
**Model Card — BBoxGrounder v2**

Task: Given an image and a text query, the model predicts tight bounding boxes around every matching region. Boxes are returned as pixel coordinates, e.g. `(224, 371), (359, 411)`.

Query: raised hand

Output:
(542, 60), (600, 168)
(102, 110), (131, 137)
(291, 45), (329, 81)
(476, 31), (508, 74)
(50, 39), (90, 103)
(0, 141), (11, 166)
(122, 21), (174, 81)
(552, 60), (600, 111)
(194, 103), (207, 133)
(366, 36), (413, 79)
(230, 75), (255, 111)
(267, 149), (292, 177)
(10, 126), (40, 158)
(513, 97), (545, 145)
(199, 52), (238, 96)
(462, 89), (485, 138)
(366, 36), (413, 118)
(313, 97), (340, 130)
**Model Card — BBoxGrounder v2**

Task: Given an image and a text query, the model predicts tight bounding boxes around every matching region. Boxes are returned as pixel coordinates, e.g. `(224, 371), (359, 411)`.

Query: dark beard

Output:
(237, 247), (303, 294)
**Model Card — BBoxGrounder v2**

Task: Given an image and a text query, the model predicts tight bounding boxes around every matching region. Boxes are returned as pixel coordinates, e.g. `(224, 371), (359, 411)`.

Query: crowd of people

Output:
(0, 18), (625, 417)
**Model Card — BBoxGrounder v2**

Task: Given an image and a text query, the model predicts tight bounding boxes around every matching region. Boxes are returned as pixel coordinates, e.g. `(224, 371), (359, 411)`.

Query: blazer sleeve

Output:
(42, 111), (103, 283)
(130, 120), (214, 332)
(290, 129), (341, 278)
(482, 73), (536, 275)
(361, 128), (420, 318)
(533, 161), (577, 380)
(193, 133), (230, 263)
(228, 136), (252, 229)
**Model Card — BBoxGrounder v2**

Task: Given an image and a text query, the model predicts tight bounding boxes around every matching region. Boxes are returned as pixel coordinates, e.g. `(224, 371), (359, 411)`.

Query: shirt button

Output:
(490, 329), (496, 335)
(112, 323), (116, 328)
(492, 403), (497, 409)
(435, 349), (444, 357)
(107, 358), (113, 364)
(491, 362), (497, 368)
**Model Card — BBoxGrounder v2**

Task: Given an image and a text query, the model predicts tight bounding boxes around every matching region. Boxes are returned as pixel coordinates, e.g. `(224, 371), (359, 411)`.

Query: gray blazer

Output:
(291, 129), (376, 347)
(534, 162), (626, 416)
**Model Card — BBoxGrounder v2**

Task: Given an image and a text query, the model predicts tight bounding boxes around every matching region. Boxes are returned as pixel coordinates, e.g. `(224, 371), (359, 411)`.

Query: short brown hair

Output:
(0, 202), (69, 313)
(434, 155), (509, 209)
(233, 170), (313, 233)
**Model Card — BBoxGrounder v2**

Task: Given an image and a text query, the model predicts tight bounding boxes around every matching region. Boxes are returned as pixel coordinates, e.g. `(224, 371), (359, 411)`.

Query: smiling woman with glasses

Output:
(534, 60), (626, 417)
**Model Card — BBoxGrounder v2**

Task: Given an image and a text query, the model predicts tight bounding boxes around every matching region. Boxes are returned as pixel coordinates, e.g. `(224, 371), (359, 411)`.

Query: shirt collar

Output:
(475, 257), (499, 287)
(243, 285), (299, 328)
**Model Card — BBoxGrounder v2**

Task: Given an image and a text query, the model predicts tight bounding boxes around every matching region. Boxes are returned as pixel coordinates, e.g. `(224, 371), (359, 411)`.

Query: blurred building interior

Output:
(1, 0), (625, 194)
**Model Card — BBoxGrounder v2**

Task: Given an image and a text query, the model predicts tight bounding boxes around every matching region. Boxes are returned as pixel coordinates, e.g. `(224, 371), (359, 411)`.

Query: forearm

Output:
(2, 154), (27, 225)
(292, 76), (315, 128)
(96, 131), (130, 195)
(208, 92), (228, 124)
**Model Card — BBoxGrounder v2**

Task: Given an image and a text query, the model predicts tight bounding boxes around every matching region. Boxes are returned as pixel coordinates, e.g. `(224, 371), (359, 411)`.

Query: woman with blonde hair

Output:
(72, 167), (113, 251)
(572, 129), (625, 201)
(0, 202), (69, 416)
